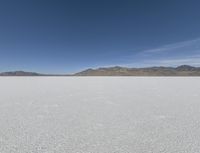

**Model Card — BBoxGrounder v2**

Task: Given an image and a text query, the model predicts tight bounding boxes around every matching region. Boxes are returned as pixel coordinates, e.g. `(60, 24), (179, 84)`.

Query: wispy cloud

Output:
(144, 38), (200, 53)
(145, 56), (200, 67)
(123, 38), (200, 67)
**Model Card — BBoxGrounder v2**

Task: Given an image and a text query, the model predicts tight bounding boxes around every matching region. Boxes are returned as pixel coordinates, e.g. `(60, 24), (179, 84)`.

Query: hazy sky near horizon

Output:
(0, 0), (200, 73)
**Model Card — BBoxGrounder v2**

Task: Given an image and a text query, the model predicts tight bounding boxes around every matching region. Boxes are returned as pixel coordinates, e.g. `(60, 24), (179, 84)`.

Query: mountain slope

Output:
(75, 65), (200, 76)
(0, 71), (42, 76)
(1, 65), (200, 76)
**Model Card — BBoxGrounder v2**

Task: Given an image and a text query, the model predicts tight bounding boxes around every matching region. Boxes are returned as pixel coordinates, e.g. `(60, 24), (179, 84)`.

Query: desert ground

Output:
(0, 77), (200, 153)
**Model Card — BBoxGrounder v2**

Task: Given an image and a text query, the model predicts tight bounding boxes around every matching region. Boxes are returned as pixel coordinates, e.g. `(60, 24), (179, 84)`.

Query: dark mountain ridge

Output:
(0, 71), (41, 76)
(75, 65), (200, 76)
(0, 71), (66, 76)
(1, 65), (200, 76)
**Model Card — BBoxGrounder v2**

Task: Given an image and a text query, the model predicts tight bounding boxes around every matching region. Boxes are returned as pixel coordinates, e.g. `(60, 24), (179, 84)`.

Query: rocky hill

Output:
(75, 65), (200, 76)
(0, 71), (42, 76)
(1, 65), (200, 76)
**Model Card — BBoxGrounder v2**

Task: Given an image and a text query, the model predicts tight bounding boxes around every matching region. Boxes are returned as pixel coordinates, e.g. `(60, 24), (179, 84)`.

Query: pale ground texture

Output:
(0, 77), (200, 153)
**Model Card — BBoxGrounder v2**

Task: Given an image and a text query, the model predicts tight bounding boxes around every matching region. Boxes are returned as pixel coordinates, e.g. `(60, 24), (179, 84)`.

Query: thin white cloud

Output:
(123, 53), (200, 68)
(102, 38), (200, 68)
(126, 38), (200, 67)
(143, 38), (200, 53)
(157, 57), (200, 66)
(137, 56), (200, 67)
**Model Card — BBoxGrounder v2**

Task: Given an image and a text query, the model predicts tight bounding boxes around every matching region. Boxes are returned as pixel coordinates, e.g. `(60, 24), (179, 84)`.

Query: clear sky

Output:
(0, 0), (200, 73)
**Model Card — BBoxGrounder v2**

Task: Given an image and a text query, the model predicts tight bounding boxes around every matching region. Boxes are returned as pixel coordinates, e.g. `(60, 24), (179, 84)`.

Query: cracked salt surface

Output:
(0, 77), (200, 153)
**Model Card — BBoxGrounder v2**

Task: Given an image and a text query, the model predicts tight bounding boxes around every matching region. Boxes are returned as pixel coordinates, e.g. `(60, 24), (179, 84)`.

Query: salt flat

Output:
(0, 77), (200, 153)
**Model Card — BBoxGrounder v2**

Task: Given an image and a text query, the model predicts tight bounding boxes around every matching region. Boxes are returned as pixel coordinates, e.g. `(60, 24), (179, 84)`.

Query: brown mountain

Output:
(75, 65), (200, 76)
(0, 71), (42, 76)
(1, 65), (200, 76)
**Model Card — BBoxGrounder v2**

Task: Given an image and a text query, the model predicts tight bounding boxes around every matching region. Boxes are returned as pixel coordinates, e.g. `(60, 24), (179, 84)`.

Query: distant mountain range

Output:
(1, 65), (200, 76)
(75, 65), (200, 76)
(0, 71), (64, 76)
(0, 71), (41, 76)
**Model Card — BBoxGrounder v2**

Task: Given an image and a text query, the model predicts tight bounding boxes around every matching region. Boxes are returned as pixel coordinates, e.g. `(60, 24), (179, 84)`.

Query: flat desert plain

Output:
(0, 77), (200, 153)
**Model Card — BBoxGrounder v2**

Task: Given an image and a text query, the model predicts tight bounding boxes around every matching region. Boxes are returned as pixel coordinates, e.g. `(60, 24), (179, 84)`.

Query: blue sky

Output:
(0, 0), (200, 73)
